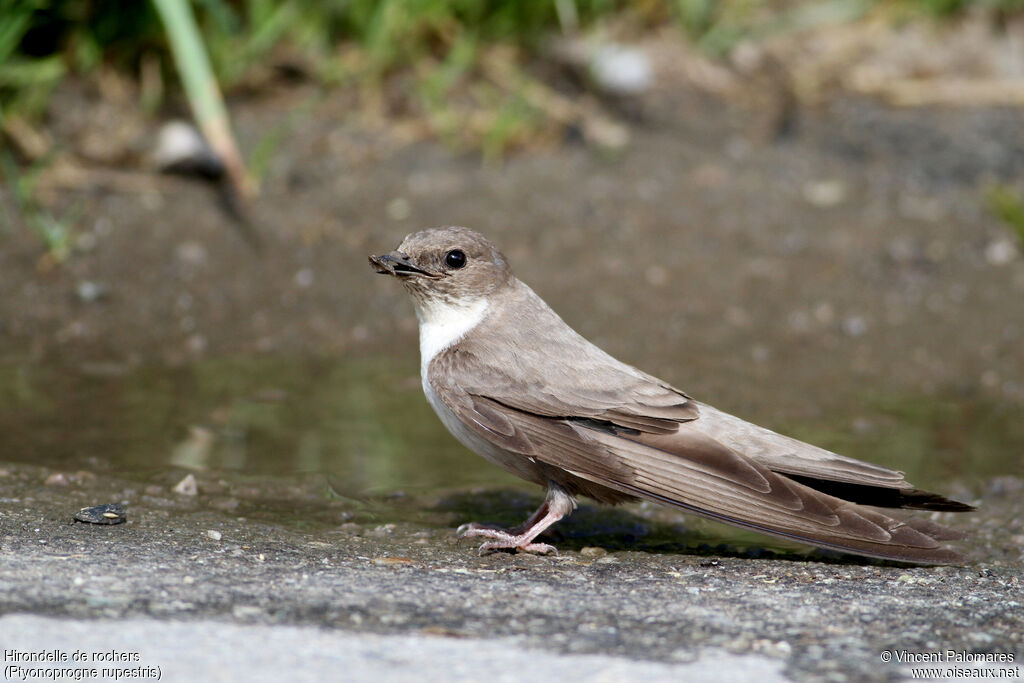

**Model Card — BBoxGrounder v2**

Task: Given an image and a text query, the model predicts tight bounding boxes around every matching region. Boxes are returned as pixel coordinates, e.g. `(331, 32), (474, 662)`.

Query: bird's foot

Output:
(456, 523), (557, 555)
(454, 483), (575, 556)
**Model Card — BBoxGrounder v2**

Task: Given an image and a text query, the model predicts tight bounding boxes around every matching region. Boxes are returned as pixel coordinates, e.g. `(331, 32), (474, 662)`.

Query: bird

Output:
(369, 226), (974, 563)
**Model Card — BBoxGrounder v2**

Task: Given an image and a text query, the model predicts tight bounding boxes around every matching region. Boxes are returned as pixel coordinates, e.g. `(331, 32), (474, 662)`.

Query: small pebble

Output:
(153, 120), (223, 178)
(173, 473), (199, 496)
(76, 281), (108, 302)
(802, 180), (847, 208)
(176, 241), (208, 266)
(73, 503), (127, 525)
(985, 238), (1019, 265)
(45, 473), (70, 487)
(841, 315), (868, 337)
(580, 546), (608, 558)
(206, 529), (222, 541)
(45, 471), (96, 486)
(232, 605), (263, 619)
(589, 44), (653, 96)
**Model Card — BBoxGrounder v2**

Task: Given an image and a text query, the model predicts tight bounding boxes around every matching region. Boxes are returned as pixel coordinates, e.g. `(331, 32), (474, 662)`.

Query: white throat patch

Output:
(416, 297), (489, 370)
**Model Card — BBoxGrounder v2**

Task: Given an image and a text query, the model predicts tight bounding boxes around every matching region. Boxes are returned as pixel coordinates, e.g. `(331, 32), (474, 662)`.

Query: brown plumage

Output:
(370, 227), (974, 563)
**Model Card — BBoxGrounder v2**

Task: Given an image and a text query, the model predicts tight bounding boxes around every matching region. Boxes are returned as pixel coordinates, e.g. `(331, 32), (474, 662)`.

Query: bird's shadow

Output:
(434, 488), (878, 565)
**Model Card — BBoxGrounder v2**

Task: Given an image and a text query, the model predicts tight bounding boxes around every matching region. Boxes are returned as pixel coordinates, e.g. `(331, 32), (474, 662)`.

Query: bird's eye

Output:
(444, 249), (467, 269)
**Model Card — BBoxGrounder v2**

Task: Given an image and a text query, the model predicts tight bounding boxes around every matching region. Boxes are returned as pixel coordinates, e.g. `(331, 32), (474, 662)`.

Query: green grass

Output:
(0, 148), (77, 264)
(0, 1), (627, 168)
(1, 1), (621, 99)
(5, 0), (1024, 107)
(907, 0), (1024, 15)
(5, 0), (1023, 137)
(984, 184), (1024, 247)
(0, 0), (66, 121)
(5, 0), (1024, 257)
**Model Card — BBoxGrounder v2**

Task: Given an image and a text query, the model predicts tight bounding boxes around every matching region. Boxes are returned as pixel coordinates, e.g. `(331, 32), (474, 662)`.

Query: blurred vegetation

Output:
(0, 0), (653, 181)
(0, 148), (77, 264)
(1, 0), (621, 122)
(2, 0), (1024, 173)
(908, 0), (1024, 15)
(3, 0), (1023, 146)
(984, 184), (1024, 247)
(673, 0), (871, 54)
(1, 0), (1017, 122)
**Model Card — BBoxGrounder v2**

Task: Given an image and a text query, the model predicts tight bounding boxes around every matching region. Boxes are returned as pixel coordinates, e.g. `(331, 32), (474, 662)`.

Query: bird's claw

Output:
(478, 540), (558, 555)
(456, 523), (557, 555)
(455, 522), (492, 536)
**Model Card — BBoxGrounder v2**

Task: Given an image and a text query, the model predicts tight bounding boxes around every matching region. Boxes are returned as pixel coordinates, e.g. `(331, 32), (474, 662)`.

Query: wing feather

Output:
(426, 292), (968, 563)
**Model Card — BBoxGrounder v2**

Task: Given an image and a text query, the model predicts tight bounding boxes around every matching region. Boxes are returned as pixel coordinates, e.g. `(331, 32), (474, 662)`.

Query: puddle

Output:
(2, 353), (1021, 495)
(775, 392), (1024, 487)
(1, 352), (1020, 557)
(0, 354), (527, 496)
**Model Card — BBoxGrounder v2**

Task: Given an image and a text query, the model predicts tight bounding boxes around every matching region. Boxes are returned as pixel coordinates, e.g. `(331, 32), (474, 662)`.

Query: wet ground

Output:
(1, 53), (1023, 681)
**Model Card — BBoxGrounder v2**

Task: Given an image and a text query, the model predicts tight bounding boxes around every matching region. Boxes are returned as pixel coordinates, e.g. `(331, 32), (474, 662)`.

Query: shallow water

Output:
(0, 354), (517, 494)
(1, 353), (1020, 501)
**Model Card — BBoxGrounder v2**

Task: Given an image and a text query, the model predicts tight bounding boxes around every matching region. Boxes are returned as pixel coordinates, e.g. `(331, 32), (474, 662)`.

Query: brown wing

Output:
(591, 425), (967, 563)
(462, 281), (966, 499)
(450, 283), (700, 433)
(690, 404), (974, 511)
(430, 348), (968, 563)
(692, 404), (907, 487)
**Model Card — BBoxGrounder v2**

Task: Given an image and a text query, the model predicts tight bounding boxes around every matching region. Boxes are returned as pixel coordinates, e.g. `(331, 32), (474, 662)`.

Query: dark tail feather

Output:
(785, 475), (975, 512)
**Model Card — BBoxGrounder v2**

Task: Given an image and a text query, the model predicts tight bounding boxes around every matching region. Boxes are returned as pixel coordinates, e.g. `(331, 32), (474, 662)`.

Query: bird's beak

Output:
(368, 251), (442, 279)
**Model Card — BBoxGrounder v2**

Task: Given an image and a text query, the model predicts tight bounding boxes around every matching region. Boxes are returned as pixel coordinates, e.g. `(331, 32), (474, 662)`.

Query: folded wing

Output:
(430, 346), (971, 563)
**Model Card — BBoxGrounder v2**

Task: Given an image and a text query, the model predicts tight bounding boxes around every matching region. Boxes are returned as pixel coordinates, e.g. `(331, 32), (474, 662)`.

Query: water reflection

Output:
(0, 354), (1020, 497)
(0, 355), (523, 495)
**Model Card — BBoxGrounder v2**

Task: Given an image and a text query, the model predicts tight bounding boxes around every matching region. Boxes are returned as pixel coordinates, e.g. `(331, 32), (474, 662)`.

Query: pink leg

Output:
(457, 482), (576, 555)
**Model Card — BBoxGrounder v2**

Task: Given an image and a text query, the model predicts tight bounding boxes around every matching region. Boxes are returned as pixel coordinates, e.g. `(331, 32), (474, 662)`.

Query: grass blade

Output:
(151, 0), (255, 198)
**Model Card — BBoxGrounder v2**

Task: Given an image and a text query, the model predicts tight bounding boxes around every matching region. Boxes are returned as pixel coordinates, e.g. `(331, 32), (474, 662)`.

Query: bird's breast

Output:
(421, 373), (548, 487)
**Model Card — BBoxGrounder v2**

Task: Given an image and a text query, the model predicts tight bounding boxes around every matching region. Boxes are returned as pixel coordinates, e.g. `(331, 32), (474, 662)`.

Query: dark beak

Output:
(368, 251), (441, 279)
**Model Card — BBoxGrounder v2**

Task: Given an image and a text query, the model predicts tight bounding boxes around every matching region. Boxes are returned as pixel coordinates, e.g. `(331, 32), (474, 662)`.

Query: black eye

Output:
(444, 249), (467, 269)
